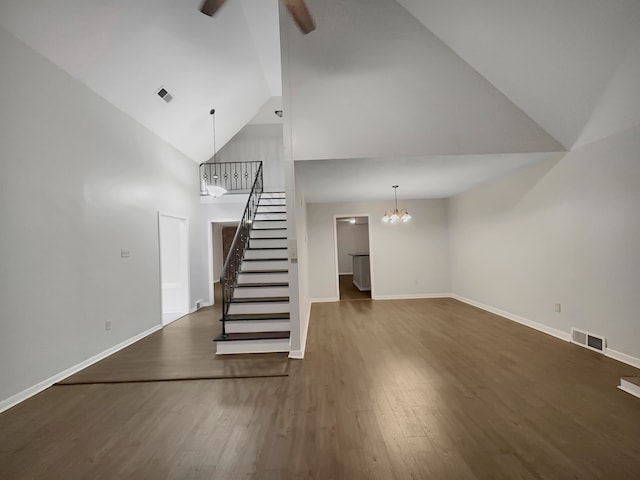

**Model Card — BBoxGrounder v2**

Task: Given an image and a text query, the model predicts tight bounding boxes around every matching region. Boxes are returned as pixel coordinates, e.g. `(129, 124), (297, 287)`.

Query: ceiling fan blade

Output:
(200, 0), (226, 17)
(283, 0), (316, 34)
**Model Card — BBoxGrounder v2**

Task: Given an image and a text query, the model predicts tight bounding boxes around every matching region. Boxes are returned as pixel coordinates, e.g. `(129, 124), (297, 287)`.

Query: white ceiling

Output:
(396, 0), (640, 150)
(0, 0), (282, 163)
(284, 0), (564, 161)
(1, 0), (637, 200)
(295, 153), (558, 203)
(248, 96), (283, 125)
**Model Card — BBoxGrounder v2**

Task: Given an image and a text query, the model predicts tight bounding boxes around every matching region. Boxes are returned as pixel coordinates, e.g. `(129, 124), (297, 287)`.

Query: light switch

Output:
(288, 239), (297, 260)
(121, 249), (131, 258)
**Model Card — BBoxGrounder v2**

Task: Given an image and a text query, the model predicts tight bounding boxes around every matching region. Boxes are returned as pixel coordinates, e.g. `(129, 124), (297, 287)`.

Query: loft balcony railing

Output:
(200, 161), (262, 195)
(218, 161), (264, 338)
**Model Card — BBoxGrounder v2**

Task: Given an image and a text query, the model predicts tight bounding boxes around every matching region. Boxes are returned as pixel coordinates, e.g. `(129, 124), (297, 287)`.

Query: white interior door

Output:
(159, 213), (190, 326)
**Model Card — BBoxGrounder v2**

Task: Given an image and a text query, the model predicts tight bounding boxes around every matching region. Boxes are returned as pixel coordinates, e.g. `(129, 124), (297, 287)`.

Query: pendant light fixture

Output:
(382, 185), (411, 224)
(204, 108), (227, 198)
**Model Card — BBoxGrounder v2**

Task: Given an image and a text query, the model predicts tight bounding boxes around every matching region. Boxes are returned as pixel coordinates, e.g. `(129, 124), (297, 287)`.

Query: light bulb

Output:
(390, 212), (400, 223)
(206, 185), (227, 198)
(401, 212), (412, 222)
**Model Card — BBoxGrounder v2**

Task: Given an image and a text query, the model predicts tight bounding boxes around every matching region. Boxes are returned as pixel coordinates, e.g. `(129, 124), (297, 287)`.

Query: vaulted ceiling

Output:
(0, 0), (282, 163)
(1, 0), (638, 199)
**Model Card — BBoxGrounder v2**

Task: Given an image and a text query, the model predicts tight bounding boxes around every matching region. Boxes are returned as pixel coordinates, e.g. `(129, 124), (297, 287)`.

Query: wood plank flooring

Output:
(1, 297), (640, 479)
(59, 305), (289, 384)
(339, 274), (371, 300)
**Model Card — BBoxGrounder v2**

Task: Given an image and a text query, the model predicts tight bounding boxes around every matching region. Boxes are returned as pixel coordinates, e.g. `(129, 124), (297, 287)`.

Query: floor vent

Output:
(571, 328), (606, 353)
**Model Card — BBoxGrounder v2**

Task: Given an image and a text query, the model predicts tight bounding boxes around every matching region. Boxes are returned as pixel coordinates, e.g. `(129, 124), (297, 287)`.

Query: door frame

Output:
(333, 213), (375, 300)
(158, 212), (191, 326)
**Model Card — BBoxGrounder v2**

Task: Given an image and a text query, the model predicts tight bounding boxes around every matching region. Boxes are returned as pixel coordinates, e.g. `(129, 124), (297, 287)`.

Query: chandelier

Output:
(201, 108), (227, 198)
(382, 185), (411, 224)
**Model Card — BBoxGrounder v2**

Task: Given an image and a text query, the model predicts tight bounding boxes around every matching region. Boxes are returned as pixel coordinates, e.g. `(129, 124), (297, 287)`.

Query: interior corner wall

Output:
(306, 199), (450, 300)
(293, 173), (311, 354)
(447, 126), (640, 361)
(214, 124), (285, 191)
(0, 26), (208, 407)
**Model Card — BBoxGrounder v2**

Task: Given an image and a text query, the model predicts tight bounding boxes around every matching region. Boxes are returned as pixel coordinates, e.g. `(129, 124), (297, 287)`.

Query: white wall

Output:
(292, 173), (311, 356)
(214, 124), (285, 191)
(306, 199), (450, 300)
(336, 221), (369, 274)
(0, 27), (208, 407)
(283, 0), (563, 161)
(448, 126), (640, 362)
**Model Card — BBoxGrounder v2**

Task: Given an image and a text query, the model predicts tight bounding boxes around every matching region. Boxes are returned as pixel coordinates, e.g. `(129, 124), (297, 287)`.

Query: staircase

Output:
(215, 191), (291, 354)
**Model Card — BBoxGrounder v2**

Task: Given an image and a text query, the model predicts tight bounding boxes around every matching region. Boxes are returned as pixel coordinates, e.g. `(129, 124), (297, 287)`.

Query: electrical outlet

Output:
(555, 303), (562, 313)
(105, 320), (112, 331)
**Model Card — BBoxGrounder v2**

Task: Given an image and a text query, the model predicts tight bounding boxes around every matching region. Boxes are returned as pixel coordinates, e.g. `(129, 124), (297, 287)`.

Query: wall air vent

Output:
(156, 86), (173, 103)
(571, 328), (606, 353)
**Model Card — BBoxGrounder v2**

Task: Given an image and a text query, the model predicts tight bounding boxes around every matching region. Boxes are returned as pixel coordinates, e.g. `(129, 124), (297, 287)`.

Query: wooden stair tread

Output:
(251, 227), (287, 231)
(247, 247), (288, 250)
(239, 269), (288, 274)
(214, 331), (290, 342)
(230, 296), (289, 303)
(234, 282), (289, 288)
(243, 257), (288, 261)
(622, 376), (640, 387)
(223, 313), (290, 322)
(250, 237), (287, 241)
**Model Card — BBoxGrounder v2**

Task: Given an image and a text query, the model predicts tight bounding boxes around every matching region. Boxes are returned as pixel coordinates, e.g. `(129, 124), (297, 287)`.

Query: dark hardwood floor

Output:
(339, 274), (371, 300)
(1, 297), (639, 479)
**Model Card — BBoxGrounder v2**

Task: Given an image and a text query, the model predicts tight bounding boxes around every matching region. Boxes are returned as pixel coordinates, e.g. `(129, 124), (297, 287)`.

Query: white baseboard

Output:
(618, 376), (640, 398)
(607, 349), (640, 370)
(452, 294), (640, 371)
(0, 324), (162, 414)
(451, 294), (571, 342)
(290, 301), (312, 360)
(373, 293), (452, 300)
(310, 297), (339, 303)
(189, 301), (212, 314)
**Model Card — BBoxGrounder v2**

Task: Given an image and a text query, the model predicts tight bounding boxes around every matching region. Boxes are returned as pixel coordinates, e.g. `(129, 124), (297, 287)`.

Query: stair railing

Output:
(200, 161), (262, 194)
(219, 161), (264, 337)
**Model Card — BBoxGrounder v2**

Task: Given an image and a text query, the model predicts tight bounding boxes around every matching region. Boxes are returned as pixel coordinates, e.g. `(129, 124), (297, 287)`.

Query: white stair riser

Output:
(254, 220), (286, 229)
(237, 272), (289, 284)
(250, 238), (287, 249)
(225, 320), (290, 333)
(242, 260), (288, 271)
(228, 302), (290, 315)
(255, 212), (286, 221)
(244, 248), (288, 259)
(250, 229), (287, 239)
(216, 338), (290, 354)
(257, 205), (287, 213)
(261, 192), (286, 199)
(233, 286), (289, 298)
(259, 198), (287, 206)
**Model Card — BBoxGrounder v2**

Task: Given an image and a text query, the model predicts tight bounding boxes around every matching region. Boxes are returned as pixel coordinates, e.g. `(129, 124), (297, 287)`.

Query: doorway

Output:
(334, 215), (371, 300)
(209, 222), (238, 305)
(158, 213), (190, 326)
